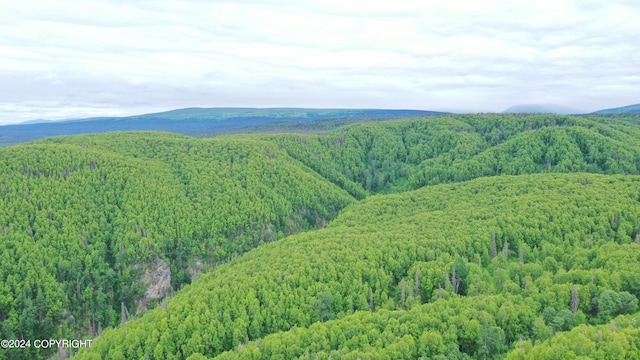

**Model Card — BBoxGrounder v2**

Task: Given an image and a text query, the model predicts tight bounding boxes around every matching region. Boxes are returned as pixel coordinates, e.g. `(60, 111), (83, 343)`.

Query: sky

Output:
(0, 0), (639, 125)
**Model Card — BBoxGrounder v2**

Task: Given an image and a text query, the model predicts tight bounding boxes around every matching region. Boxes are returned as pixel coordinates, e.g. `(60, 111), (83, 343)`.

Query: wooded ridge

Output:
(1, 113), (639, 359)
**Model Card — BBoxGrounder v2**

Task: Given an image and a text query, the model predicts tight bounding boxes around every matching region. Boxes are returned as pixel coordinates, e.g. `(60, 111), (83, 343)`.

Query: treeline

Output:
(0, 133), (354, 359)
(76, 173), (640, 359)
(264, 114), (640, 195)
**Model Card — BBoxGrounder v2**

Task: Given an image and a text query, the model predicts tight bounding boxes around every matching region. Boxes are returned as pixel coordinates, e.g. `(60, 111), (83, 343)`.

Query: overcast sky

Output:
(0, 0), (639, 125)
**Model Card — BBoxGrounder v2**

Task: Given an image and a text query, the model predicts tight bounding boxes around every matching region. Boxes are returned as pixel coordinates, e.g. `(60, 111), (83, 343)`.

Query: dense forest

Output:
(264, 114), (640, 196)
(0, 133), (354, 359)
(1, 113), (640, 359)
(76, 173), (640, 359)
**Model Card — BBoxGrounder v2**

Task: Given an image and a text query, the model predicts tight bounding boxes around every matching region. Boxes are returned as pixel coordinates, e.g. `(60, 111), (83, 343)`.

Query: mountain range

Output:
(502, 104), (578, 115)
(591, 103), (640, 114)
(0, 107), (444, 146)
(2, 103), (639, 147)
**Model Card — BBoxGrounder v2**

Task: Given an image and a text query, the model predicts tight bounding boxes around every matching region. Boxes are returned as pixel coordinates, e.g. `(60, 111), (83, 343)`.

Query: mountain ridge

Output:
(591, 103), (640, 114)
(502, 104), (578, 115)
(0, 107), (446, 146)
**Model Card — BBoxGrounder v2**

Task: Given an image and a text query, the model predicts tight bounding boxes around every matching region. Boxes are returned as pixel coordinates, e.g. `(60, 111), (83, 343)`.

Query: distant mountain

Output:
(0, 107), (446, 146)
(591, 103), (640, 114)
(502, 104), (577, 115)
(19, 119), (59, 124)
(65, 107), (442, 122)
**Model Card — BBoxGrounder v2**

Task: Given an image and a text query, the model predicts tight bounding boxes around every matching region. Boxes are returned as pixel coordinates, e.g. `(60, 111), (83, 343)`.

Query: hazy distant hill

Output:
(19, 119), (58, 125)
(591, 103), (640, 114)
(503, 104), (577, 115)
(0, 107), (445, 146)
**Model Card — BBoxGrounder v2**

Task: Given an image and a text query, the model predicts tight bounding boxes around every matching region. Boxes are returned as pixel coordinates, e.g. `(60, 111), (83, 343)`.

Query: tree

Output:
(531, 316), (551, 344)
(618, 291), (638, 315)
(519, 248), (524, 265)
(541, 307), (557, 326)
(415, 269), (421, 303)
(491, 232), (497, 258)
(477, 323), (506, 360)
(452, 257), (469, 296)
(594, 290), (620, 320)
(311, 291), (335, 322)
(418, 331), (446, 358)
(502, 238), (508, 261)
(370, 288), (375, 312)
(554, 309), (574, 332)
(401, 279), (406, 310)
(592, 291), (638, 321)
(570, 285), (579, 314)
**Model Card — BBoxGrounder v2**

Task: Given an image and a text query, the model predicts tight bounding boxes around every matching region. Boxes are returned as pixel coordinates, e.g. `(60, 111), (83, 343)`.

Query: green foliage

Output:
(0, 133), (354, 358)
(211, 294), (530, 360)
(477, 322), (507, 360)
(4, 114), (640, 359)
(76, 173), (640, 359)
(263, 114), (640, 196)
(452, 257), (470, 296)
(593, 290), (639, 321)
(506, 314), (640, 359)
(311, 291), (336, 322)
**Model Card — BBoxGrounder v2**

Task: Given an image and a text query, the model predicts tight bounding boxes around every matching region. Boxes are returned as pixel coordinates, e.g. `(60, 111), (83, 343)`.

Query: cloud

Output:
(0, 0), (639, 124)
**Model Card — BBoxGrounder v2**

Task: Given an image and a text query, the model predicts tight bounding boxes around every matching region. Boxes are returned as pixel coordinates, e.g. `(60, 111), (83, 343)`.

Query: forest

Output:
(1, 113), (639, 359)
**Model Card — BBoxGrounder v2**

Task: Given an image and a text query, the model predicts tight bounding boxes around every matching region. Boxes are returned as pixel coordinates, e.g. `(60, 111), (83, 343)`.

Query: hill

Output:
(3, 113), (640, 359)
(0, 107), (444, 146)
(75, 173), (640, 359)
(46, 114), (640, 199)
(502, 104), (577, 115)
(592, 103), (640, 114)
(0, 132), (355, 359)
(263, 114), (640, 196)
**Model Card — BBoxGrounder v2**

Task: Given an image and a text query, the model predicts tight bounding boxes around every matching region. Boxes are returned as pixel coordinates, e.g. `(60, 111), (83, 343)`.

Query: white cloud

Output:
(0, 0), (639, 124)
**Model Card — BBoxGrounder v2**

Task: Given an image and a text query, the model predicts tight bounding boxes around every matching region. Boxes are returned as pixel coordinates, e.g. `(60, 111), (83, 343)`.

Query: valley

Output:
(1, 113), (639, 359)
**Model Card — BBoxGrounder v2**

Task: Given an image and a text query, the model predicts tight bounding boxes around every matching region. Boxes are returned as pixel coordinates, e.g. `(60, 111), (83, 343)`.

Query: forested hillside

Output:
(2, 113), (640, 359)
(0, 133), (354, 359)
(265, 114), (640, 196)
(76, 173), (640, 359)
